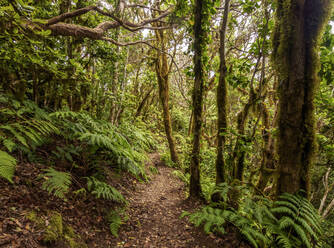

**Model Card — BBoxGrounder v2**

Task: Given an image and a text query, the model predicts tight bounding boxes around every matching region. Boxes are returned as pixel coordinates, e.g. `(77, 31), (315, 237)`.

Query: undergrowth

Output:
(182, 187), (324, 248)
(0, 94), (156, 237)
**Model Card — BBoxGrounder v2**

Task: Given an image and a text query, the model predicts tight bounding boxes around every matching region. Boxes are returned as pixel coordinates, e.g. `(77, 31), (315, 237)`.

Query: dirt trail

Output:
(112, 153), (224, 248)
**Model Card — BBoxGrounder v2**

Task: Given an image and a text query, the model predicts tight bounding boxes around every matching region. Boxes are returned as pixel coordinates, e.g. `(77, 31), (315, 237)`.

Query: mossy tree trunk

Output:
(154, 28), (180, 165)
(216, 0), (231, 184)
(257, 102), (276, 192)
(189, 0), (206, 199)
(135, 87), (154, 118)
(273, 0), (332, 196)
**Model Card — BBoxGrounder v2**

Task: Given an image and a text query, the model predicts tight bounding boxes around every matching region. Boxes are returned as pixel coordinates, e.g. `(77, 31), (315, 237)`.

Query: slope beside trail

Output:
(112, 153), (244, 248)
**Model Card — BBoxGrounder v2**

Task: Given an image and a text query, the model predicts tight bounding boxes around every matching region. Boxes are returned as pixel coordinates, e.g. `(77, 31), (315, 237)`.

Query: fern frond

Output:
(0, 150), (16, 183)
(296, 216), (318, 240)
(274, 200), (299, 214)
(0, 125), (28, 147)
(86, 177), (126, 204)
(241, 228), (258, 248)
(292, 223), (311, 248)
(108, 211), (122, 237)
(276, 234), (292, 248)
(2, 139), (16, 152)
(271, 206), (296, 218)
(41, 167), (71, 199)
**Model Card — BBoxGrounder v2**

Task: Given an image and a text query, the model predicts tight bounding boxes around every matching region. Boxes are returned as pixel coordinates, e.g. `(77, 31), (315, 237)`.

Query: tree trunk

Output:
(215, 0), (230, 184)
(273, 0), (332, 196)
(189, 0), (206, 199)
(135, 87), (154, 118)
(154, 28), (180, 165)
(257, 103), (276, 191)
(109, 29), (120, 123)
(232, 97), (253, 180)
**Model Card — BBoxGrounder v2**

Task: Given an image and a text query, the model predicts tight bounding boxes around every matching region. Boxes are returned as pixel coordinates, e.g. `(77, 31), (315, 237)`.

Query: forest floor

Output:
(0, 152), (249, 248)
(112, 153), (248, 248)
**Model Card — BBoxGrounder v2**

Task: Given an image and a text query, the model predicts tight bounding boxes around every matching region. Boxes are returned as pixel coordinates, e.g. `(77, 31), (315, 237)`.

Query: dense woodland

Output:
(0, 0), (333, 247)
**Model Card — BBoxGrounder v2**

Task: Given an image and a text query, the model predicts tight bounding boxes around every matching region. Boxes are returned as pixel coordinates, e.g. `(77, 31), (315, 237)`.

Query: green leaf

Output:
(0, 150), (16, 183)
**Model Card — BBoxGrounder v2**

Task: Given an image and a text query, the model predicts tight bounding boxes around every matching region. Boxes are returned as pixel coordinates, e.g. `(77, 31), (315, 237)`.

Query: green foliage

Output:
(52, 145), (81, 163)
(51, 111), (151, 178)
(108, 211), (122, 237)
(106, 208), (129, 237)
(149, 166), (159, 175)
(161, 152), (177, 168)
(0, 150), (16, 183)
(270, 193), (322, 248)
(181, 207), (226, 235)
(86, 176), (126, 204)
(320, 218), (334, 248)
(41, 168), (72, 200)
(0, 96), (59, 152)
(172, 170), (189, 185)
(0, 95), (59, 181)
(184, 191), (322, 248)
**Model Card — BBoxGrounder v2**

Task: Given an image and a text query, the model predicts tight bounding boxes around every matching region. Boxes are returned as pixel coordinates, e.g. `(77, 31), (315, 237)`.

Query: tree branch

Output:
(126, 4), (166, 12)
(102, 37), (155, 46)
(47, 5), (98, 25)
(29, 5), (173, 41)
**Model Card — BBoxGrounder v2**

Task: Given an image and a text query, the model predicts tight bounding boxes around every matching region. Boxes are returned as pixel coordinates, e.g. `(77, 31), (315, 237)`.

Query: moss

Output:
(25, 210), (87, 247)
(64, 225), (75, 238)
(64, 225), (88, 248)
(25, 211), (37, 222)
(43, 211), (63, 243)
(25, 210), (45, 228)
(273, 0), (333, 196)
(64, 235), (88, 248)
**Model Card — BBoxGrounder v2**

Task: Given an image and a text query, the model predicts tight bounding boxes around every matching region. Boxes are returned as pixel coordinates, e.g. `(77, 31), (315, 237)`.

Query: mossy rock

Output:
(25, 210), (87, 247)
(25, 211), (38, 222)
(25, 210), (45, 229)
(64, 225), (88, 248)
(43, 211), (63, 243)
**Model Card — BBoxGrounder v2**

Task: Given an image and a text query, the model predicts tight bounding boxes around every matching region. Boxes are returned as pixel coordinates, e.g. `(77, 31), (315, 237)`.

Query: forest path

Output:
(112, 153), (222, 248)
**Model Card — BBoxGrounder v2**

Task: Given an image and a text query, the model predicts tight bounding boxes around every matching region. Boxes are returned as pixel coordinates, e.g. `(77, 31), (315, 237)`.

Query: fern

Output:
(0, 150), (16, 183)
(86, 177), (126, 204)
(105, 207), (129, 238)
(268, 192), (323, 248)
(183, 206), (226, 235)
(211, 182), (231, 202)
(109, 212), (122, 237)
(0, 98), (59, 152)
(41, 167), (71, 199)
(184, 191), (322, 248)
(172, 170), (189, 185)
(51, 110), (147, 177)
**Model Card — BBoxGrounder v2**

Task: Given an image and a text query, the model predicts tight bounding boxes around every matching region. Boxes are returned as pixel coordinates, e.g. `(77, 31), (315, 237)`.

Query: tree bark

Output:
(189, 0), (206, 199)
(215, 0), (231, 184)
(318, 168), (334, 215)
(135, 87), (154, 118)
(154, 28), (180, 165)
(273, 0), (332, 196)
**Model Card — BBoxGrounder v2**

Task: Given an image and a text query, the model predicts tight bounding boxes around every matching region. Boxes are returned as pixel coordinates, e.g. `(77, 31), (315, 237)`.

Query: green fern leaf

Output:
(0, 150), (16, 183)
(41, 167), (71, 199)
(3, 139), (16, 152)
(86, 177), (126, 204)
(292, 223), (311, 248)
